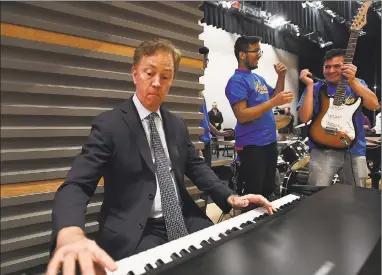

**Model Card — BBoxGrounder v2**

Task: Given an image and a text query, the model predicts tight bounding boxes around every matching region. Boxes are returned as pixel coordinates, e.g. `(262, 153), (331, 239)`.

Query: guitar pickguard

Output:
(321, 97), (362, 140)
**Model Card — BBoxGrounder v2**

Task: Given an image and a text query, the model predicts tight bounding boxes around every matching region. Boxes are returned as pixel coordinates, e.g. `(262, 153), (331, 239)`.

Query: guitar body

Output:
(308, 87), (362, 149)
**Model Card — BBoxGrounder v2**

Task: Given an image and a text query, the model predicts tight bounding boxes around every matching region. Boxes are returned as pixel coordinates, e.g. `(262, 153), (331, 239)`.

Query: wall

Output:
(199, 23), (299, 130)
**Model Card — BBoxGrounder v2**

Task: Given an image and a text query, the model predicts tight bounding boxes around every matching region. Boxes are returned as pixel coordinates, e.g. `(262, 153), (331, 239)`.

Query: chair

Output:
(222, 128), (235, 157)
(223, 128), (235, 141)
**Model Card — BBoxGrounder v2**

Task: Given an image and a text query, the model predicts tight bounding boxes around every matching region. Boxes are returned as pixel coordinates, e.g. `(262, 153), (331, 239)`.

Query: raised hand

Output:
(299, 69), (314, 86)
(271, 91), (293, 107)
(341, 64), (357, 83)
(274, 63), (287, 77)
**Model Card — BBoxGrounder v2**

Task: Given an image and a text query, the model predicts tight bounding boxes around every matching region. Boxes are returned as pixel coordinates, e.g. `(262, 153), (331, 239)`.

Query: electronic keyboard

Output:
(108, 194), (301, 275)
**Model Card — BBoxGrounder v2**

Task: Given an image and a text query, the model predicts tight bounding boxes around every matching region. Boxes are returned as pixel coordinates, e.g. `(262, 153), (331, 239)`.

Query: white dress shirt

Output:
(373, 112), (381, 135)
(132, 94), (179, 218)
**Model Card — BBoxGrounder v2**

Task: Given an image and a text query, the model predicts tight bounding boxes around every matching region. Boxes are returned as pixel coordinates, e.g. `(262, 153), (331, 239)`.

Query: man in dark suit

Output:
(208, 102), (224, 131)
(47, 39), (276, 275)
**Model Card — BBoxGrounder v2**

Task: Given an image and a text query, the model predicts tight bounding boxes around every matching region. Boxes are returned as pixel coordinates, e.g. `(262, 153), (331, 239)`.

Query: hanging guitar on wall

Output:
(308, 1), (372, 150)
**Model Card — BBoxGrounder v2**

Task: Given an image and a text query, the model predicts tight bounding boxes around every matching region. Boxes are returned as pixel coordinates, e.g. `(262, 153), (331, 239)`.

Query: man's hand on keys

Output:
(46, 227), (117, 275)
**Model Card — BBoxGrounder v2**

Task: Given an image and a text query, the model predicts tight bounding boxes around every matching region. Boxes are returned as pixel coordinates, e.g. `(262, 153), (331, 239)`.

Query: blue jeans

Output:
(309, 149), (368, 187)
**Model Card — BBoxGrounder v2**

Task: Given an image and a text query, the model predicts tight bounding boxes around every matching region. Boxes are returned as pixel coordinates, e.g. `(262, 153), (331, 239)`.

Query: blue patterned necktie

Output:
(146, 113), (188, 241)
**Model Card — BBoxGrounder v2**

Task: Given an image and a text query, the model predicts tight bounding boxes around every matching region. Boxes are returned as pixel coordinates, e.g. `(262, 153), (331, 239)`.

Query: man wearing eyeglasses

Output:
(225, 36), (293, 200)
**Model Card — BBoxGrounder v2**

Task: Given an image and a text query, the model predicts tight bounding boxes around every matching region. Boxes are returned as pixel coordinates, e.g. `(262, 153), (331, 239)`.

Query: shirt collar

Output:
(132, 94), (162, 121)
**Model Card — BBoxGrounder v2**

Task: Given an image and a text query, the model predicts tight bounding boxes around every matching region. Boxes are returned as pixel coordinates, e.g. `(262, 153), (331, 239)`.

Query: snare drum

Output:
(280, 141), (310, 170)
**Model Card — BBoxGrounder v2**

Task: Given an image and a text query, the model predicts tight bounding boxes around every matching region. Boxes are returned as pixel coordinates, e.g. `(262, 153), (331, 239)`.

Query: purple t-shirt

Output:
(225, 69), (276, 147)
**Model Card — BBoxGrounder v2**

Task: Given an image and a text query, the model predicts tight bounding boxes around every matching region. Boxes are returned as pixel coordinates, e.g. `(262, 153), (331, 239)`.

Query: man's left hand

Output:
(274, 63), (287, 77)
(342, 64), (357, 83)
(227, 194), (276, 215)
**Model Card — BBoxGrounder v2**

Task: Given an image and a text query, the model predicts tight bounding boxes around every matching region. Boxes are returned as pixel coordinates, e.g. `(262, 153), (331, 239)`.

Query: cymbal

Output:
(274, 115), (291, 130)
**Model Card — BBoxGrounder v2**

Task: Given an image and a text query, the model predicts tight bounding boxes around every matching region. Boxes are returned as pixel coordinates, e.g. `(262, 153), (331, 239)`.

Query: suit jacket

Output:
(51, 98), (233, 260)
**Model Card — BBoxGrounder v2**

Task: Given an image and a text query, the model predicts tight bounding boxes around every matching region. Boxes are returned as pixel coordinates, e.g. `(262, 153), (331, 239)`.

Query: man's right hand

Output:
(299, 69), (314, 86)
(46, 227), (117, 275)
(271, 91), (293, 107)
(219, 130), (234, 137)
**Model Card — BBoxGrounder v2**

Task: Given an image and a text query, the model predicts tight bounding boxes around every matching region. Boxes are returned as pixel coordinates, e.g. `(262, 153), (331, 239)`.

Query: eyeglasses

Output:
(243, 49), (263, 55)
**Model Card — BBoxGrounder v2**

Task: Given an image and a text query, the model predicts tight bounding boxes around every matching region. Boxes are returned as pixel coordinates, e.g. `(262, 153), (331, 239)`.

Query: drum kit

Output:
(228, 114), (346, 198)
(228, 115), (313, 198)
(275, 114), (326, 196)
(275, 118), (342, 196)
(276, 138), (312, 197)
(275, 114), (310, 172)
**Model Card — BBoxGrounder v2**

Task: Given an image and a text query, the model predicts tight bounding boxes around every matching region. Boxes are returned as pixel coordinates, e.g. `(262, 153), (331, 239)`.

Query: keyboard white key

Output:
(108, 194), (300, 275)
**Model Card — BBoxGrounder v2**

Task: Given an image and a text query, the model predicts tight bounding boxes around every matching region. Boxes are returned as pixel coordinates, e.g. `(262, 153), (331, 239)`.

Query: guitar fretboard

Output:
(333, 30), (359, 106)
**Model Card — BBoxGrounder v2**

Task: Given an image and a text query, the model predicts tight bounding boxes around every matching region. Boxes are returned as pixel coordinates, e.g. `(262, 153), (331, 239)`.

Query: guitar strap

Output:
(310, 82), (328, 124)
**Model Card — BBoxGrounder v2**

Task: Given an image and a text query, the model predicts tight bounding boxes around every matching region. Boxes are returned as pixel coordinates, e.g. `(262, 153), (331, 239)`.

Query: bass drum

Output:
(281, 168), (310, 197)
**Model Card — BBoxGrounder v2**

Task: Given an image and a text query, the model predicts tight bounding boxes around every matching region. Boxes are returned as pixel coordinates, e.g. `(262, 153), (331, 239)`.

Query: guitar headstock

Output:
(350, 1), (372, 31)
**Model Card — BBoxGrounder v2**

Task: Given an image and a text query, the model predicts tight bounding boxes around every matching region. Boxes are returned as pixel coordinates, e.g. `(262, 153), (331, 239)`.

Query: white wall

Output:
(199, 23), (299, 130)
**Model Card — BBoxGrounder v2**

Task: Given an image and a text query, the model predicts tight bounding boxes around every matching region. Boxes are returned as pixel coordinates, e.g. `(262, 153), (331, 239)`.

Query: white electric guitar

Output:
(308, 1), (371, 149)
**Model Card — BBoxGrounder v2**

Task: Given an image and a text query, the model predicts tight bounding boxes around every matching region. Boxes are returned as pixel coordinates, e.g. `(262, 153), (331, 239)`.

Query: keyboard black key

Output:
(208, 237), (216, 243)
(231, 227), (240, 231)
(127, 271), (135, 275)
(155, 259), (165, 267)
(188, 245), (198, 252)
(180, 249), (189, 256)
(144, 264), (154, 272)
(171, 253), (180, 260)
(218, 233), (226, 238)
(200, 240), (209, 247)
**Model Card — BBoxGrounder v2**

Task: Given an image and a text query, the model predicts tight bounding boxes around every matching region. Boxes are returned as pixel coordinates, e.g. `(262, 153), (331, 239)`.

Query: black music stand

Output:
(217, 157), (240, 223)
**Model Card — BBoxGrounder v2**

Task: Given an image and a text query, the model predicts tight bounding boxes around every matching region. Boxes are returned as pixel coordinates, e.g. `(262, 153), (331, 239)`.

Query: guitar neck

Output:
(333, 30), (360, 106)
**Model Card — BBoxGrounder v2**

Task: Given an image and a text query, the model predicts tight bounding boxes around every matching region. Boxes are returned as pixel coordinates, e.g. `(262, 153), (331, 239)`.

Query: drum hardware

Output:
(276, 156), (289, 173)
(294, 120), (312, 129)
(332, 174), (340, 185)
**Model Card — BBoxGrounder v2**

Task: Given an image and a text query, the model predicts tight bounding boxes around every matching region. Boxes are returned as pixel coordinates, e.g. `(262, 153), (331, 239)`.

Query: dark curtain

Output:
(201, 2), (289, 53)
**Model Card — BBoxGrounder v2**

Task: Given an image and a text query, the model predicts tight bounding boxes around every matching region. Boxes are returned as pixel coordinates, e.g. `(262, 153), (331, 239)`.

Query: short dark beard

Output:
(245, 55), (258, 70)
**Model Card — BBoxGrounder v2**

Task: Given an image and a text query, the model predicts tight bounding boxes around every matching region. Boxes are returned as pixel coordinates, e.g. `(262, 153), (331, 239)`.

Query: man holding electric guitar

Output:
(298, 48), (379, 187)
